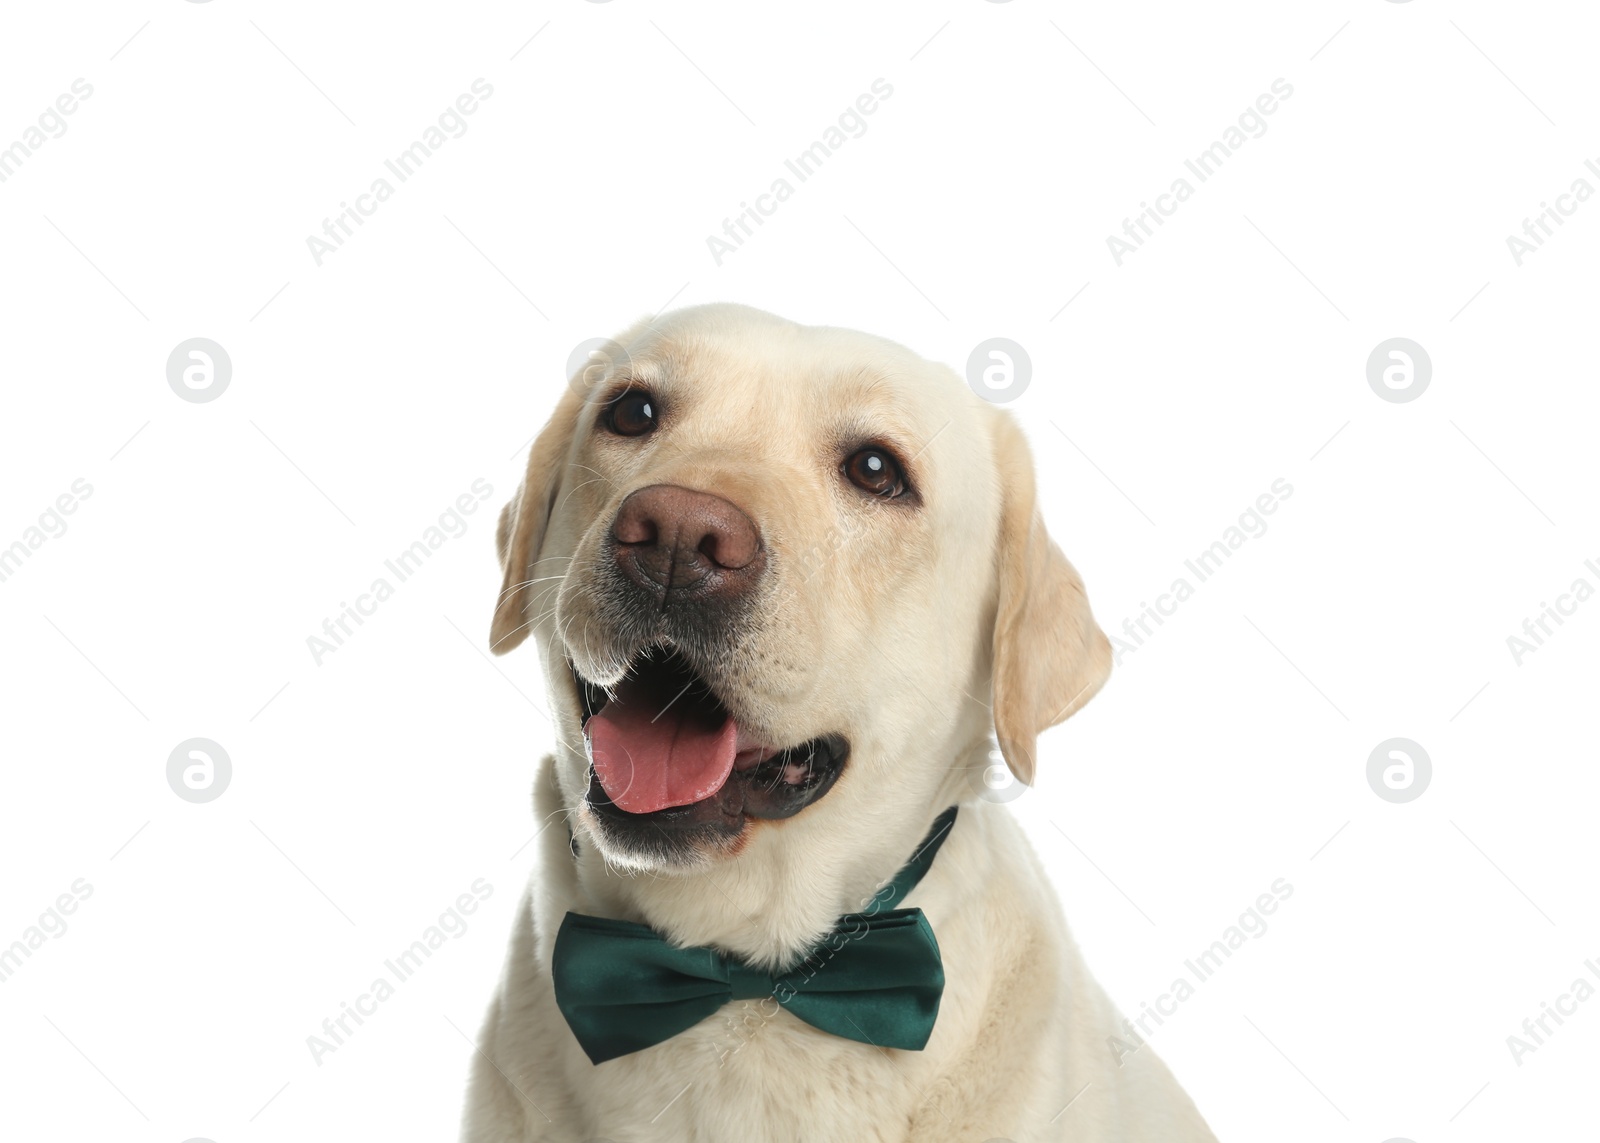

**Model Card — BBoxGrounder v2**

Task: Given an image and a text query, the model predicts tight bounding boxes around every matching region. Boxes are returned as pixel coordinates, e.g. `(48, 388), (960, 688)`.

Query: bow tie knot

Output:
(725, 959), (775, 1003)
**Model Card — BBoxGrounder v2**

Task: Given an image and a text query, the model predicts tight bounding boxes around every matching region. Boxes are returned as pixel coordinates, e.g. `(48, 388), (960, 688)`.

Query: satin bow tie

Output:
(552, 806), (958, 1065)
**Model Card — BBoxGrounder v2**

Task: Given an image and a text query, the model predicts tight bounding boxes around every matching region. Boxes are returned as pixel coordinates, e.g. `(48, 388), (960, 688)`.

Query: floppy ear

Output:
(489, 383), (586, 655)
(988, 413), (1112, 785)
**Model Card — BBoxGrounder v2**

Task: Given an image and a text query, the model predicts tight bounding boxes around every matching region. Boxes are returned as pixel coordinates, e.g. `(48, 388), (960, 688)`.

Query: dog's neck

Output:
(566, 806), (957, 939)
(565, 796), (963, 970)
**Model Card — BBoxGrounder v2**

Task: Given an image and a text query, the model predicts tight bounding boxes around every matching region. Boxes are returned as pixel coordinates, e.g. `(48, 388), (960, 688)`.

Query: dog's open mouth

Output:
(574, 647), (847, 839)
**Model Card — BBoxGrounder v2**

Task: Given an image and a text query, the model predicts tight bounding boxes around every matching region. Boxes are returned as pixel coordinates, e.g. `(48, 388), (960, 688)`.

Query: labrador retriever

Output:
(461, 304), (1217, 1142)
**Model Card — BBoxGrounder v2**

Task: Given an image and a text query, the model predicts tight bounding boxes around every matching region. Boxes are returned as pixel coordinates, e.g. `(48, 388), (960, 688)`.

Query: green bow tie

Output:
(552, 806), (958, 1065)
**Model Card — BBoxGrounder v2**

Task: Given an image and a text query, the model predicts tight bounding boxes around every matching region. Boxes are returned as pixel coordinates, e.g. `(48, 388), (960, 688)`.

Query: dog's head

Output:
(491, 304), (1109, 896)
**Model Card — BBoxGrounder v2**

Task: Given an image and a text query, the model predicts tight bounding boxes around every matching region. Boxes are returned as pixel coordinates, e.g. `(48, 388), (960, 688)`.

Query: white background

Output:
(1, 2), (1596, 1141)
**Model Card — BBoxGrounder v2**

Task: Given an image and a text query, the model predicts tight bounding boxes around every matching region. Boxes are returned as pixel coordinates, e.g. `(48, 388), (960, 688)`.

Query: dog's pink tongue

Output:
(586, 687), (738, 815)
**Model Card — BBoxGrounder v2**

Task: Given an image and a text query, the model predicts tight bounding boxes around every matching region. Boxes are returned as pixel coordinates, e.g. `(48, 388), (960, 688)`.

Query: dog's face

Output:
(491, 304), (1110, 880)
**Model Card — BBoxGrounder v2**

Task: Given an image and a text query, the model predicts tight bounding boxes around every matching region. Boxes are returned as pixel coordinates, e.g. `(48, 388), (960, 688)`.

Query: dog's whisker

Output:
(551, 476), (613, 519)
(527, 553), (575, 570)
(567, 462), (618, 491)
(505, 573), (570, 593)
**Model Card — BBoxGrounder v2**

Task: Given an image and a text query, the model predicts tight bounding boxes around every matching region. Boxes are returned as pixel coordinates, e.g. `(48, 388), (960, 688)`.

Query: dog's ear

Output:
(490, 383), (586, 655)
(989, 413), (1112, 785)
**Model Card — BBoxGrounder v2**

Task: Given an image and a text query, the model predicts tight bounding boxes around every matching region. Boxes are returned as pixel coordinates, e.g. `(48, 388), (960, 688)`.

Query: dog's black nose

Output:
(611, 484), (765, 602)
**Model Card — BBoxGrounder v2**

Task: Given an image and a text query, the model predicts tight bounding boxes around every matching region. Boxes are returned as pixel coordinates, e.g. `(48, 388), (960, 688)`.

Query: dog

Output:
(461, 304), (1218, 1142)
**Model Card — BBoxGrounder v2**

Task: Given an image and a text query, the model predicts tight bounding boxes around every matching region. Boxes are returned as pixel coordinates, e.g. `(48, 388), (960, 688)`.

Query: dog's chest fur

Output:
(565, 1012), (942, 1142)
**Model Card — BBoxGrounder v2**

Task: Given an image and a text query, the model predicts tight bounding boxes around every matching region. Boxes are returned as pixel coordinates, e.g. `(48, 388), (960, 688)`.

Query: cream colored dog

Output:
(461, 304), (1217, 1142)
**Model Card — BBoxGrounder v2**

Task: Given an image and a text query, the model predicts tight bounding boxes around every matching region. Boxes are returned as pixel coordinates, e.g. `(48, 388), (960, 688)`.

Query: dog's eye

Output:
(843, 447), (907, 499)
(602, 390), (658, 438)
